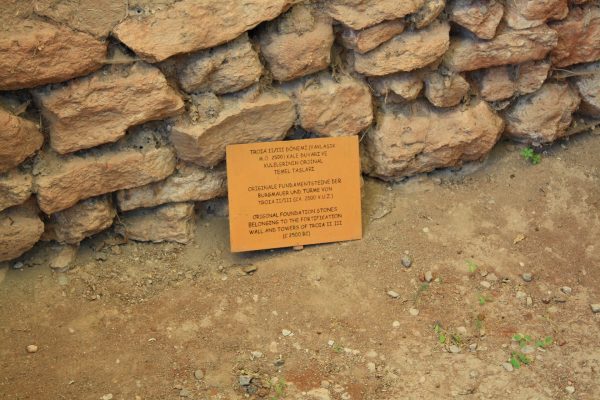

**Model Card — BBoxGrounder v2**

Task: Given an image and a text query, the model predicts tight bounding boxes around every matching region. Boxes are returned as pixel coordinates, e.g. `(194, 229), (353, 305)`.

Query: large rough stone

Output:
(448, 0), (504, 40)
(424, 72), (470, 107)
(116, 203), (196, 244)
(0, 202), (44, 262)
(290, 74), (373, 137)
(504, 0), (568, 30)
(34, 130), (177, 214)
(171, 90), (296, 167)
(0, 20), (106, 90)
(409, 0), (445, 29)
(362, 100), (504, 179)
(572, 62), (600, 116)
(337, 20), (405, 54)
(116, 163), (227, 212)
(504, 83), (581, 143)
(550, 6), (600, 68)
(444, 25), (558, 72)
(0, 169), (33, 212)
(322, 0), (425, 30)
(516, 60), (551, 94)
(44, 196), (116, 245)
(33, 63), (184, 155)
(257, 4), (334, 82)
(113, 0), (294, 62)
(33, 0), (126, 38)
(176, 34), (263, 95)
(0, 108), (44, 173)
(353, 21), (450, 76)
(474, 60), (551, 101)
(369, 73), (424, 102)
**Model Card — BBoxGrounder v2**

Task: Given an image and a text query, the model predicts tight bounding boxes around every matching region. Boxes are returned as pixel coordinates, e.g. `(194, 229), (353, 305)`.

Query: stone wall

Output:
(1, 0), (599, 262)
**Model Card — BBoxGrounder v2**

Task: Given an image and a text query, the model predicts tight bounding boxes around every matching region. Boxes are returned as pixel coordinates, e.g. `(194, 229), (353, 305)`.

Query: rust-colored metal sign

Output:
(226, 136), (362, 252)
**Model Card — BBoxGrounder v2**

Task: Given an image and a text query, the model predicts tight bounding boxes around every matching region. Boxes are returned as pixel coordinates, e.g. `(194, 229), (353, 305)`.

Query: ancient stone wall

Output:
(1, 0), (599, 262)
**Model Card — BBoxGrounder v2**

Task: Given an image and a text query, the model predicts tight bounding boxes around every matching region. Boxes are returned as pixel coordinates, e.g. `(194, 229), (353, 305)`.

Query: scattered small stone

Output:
(327, 340), (335, 347)
(516, 291), (527, 299)
(367, 362), (376, 373)
(94, 252), (108, 262)
(560, 286), (572, 295)
(502, 362), (514, 372)
(542, 297), (551, 304)
(526, 297), (533, 307)
(50, 245), (78, 272)
(422, 227), (430, 233)
(12, 261), (24, 270)
(409, 308), (419, 316)
(194, 369), (204, 380)
(469, 370), (478, 379)
(469, 343), (478, 352)
(521, 345), (535, 354)
(392, 321), (400, 328)
(480, 281), (491, 289)
(486, 273), (498, 282)
(179, 388), (191, 397)
(239, 375), (252, 386)
(424, 271), (433, 282)
(522, 273), (533, 282)
(387, 290), (400, 299)
(26, 344), (38, 353)
(101, 395), (113, 400)
(590, 304), (600, 313)
(401, 255), (413, 268)
(449, 345), (461, 354)
(242, 265), (257, 274)
(281, 329), (292, 337)
(293, 245), (304, 251)
(513, 234), (526, 244)
(565, 386), (575, 394)
(250, 351), (263, 359)
(456, 326), (467, 335)
(321, 380), (330, 388)
(274, 358), (285, 367)
(341, 393), (351, 400)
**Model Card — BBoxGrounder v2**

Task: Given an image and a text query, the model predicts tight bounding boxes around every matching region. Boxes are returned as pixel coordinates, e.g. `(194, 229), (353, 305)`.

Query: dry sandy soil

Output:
(1, 133), (599, 400)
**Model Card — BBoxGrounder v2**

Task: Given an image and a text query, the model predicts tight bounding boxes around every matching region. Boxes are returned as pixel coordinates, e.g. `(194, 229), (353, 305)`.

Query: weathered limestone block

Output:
(504, 83), (581, 143)
(290, 74), (373, 137)
(448, 0), (504, 40)
(0, 20), (106, 90)
(322, 0), (425, 30)
(444, 25), (558, 72)
(33, 0), (126, 38)
(550, 6), (600, 68)
(424, 72), (470, 107)
(504, 0), (568, 30)
(0, 108), (44, 173)
(177, 34), (263, 94)
(44, 196), (116, 245)
(353, 21), (450, 76)
(475, 60), (551, 101)
(113, 0), (294, 62)
(369, 73), (424, 102)
(171, 90), (296, 167)
(337, 20), (405, 54)
(33, 63), (184, 154)
(572, 62), (600, 116)
(362, 100), (504, 179)
(34, 131), (177, 214)
(0, 169), (33, 212)
(410, 0), (445, 29)
(257, 5), (334, 81)
(0, 202), (44, 262)
(116, 163), (227, 212)
(116, 203), (196, 244)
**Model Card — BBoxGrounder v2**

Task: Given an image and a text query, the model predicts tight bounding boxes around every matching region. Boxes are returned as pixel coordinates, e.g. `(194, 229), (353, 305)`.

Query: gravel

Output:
(401, 255), (412, 268)
(522, 273), (533, 282)
(387, 290), (400, 299)
(590, 304), (600, 313)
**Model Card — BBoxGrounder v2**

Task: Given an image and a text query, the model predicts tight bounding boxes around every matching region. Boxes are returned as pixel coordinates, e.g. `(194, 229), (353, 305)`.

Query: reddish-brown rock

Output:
(353, 21), (450, 76)
(116, 203), (196, 244)
(33, 63), (184, 155)
(0, 20), (106, 90)
(448, 0), (504, 40)
(424, 72), (470, 107)
(474, 60), (551, 101)
(572, 62), (600, 116)
(0, 202), (44, 262)
(337, 20), (405, 54)
(257, 5), (334, 82)
(0, 108), (44, 173)
(171, 90), (296, 167)
(504, 0), (568, 30)
(410, 0), (445, 29)
(362, 100), (504, 179)
(550, 6), (600, 68)
(516, 60), (551, 94)
(369, 73), (424, 102)
(44, 196), (116, 245)
(116, 163), (227, 212)
(504, 83), (581, 143)
(444, 25), (558, 72)
(322, 0), (425, 30)
(34, 131), (176, 214)
(113, 0), (294, 62)
(0, 169), (33, 212)
(176, 34), (263, 95)
(290, 74), (373, 137)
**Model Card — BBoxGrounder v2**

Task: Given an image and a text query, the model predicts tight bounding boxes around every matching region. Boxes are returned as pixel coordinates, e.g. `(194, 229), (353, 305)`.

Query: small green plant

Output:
(332, 343), (344, 353)
(520, 147), (542, 165)
(478, 293), (494, 305)
(434, 322), (446, 344)
(508, 334), (553, 369)
(509, 351), (531, 369)
(466, 260), (478, 273)
(414, 283), (430, 306)
(270, 378), (287, 399)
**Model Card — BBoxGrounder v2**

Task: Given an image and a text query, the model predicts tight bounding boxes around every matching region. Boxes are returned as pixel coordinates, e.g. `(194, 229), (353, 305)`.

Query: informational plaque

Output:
(226, 136), (362, 252)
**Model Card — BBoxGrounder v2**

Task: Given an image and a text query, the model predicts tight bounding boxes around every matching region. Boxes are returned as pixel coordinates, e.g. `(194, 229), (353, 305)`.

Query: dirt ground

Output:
(1, 132), (599, 400)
